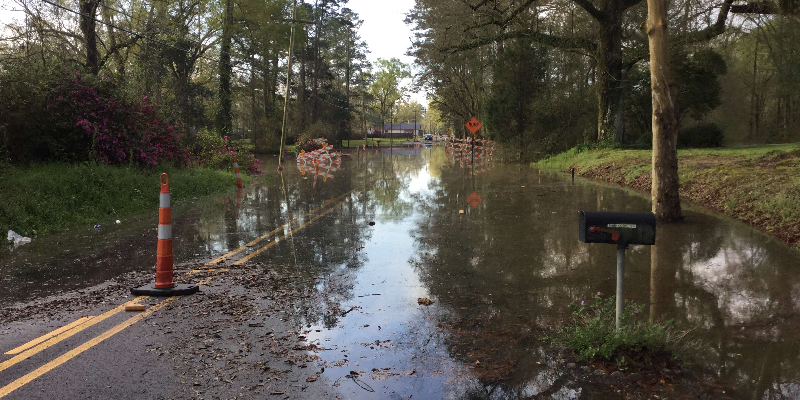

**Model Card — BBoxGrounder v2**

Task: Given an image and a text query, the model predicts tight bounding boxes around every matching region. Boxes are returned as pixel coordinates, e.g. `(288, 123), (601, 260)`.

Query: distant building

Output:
(383, 123), (423, 138)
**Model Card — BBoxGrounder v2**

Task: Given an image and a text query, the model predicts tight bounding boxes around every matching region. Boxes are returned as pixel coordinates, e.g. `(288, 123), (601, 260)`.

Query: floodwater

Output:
(2, 144), (800, 399)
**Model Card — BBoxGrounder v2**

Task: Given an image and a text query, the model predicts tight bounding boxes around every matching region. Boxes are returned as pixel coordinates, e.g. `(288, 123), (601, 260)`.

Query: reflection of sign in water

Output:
(296, 139), (341, 188)
(444, 137), (496, 176)
(465, 117), (482, 135)
(467, 191), (482, 208)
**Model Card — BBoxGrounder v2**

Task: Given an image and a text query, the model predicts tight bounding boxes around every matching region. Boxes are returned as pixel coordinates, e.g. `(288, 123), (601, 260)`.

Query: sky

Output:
(0, 0), (427, 105)
(346, 0), (427, 106)
(0, 3), (20, 27)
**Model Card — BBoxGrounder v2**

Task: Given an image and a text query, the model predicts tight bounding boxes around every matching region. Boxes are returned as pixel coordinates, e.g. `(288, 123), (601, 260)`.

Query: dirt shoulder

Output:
(536, 144), (800, 248)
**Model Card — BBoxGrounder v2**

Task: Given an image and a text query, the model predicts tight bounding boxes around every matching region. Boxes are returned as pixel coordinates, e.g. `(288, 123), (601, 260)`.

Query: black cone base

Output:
(131, 283), (199, 296)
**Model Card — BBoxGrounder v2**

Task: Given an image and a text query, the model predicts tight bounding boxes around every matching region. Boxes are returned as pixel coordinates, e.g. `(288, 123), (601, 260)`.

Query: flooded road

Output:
(2, 145), (800, 399)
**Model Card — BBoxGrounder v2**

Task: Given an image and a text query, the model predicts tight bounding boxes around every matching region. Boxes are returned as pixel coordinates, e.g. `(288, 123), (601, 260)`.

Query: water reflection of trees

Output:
(209, 148), (425, 331)
(652, 218), (800, 399)
(409, 160), (800, 398)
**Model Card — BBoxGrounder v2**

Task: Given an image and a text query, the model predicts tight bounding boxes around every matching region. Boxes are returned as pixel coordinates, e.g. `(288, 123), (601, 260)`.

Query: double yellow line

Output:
(208, 189), (354, 266)
(0, 190), (353, 398)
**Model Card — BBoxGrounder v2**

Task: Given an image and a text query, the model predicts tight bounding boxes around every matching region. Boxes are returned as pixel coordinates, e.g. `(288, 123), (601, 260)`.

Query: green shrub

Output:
(297, 121), (335, 145)
(252, 117), (282, 154)
(678, 123), (724, 148)
(547, 294), (688, 368)
(194, 128), (262, 175)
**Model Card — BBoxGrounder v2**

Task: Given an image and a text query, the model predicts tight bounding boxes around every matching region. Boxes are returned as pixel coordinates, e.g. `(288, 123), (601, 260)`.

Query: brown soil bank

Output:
(535, 144), (800, 248)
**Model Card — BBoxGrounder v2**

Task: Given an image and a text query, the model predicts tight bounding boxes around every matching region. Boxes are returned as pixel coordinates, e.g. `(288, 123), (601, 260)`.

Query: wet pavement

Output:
(2, 144), (800, 399)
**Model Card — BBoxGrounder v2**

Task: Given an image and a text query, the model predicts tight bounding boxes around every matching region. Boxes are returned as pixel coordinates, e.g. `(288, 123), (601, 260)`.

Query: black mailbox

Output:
(579, 211), (656, 246)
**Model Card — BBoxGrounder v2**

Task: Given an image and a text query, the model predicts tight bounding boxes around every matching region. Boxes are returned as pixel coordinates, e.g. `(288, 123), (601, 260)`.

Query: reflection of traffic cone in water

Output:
(131, 174), (199, 296)
(234, 155), (243, 188)
(235, 188), (243, 217)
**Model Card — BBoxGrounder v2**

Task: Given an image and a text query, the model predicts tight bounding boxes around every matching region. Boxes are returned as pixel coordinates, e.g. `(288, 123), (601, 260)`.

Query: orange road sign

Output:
(465, 117), (482, 135)
(467, 191), (482, 208)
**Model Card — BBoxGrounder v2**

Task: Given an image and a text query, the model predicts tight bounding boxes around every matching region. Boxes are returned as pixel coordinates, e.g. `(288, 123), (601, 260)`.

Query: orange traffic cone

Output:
(233, 155), (243, 188)
(131, 173), (199, 296)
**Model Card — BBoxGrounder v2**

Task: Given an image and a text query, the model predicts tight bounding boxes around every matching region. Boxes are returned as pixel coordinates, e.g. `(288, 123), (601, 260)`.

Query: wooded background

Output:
(0, 0), (798, 164)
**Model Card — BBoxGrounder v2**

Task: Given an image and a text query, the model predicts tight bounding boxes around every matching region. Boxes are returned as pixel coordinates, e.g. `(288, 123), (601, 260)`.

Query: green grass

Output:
(546, 294), (692, 370)
(340, 138), (413, 148)
(0, 163), (246, 236)
(536, 143), (800, 172)
(535, 143), (800, 246)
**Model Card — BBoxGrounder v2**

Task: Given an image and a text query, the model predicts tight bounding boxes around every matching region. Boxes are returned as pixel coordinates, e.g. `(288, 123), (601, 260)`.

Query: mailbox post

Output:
(579, 211), (656, 331)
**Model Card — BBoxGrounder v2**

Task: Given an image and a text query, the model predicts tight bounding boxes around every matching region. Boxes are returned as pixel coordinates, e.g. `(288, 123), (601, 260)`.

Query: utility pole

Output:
(277, 0), (298, 172)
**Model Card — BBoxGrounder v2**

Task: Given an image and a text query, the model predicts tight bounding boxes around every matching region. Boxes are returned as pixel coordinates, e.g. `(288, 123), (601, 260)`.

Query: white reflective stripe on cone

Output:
(160, 193), (171, 208)
(234, 163), (239, 168)
(158, 224), (172, 240)
(236, 173), (241, 178)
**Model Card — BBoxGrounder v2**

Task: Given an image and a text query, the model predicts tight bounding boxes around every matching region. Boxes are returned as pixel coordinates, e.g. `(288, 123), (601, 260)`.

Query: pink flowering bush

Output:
(46, 72), (193, 167)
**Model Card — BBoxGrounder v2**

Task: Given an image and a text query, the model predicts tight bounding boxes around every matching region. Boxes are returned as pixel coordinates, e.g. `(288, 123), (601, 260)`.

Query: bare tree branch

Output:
(672, 0), (734, 45)
(443, 28), (597, 53)
(730, 1), (779, 13)
(571, 0), (606, 21)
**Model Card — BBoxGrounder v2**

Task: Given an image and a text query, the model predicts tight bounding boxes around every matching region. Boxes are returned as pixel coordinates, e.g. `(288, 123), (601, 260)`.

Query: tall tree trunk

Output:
(595, 11), (623, 142)
(263, 50), (272, 119)
(299, 40), (307, 132)
(775, 96), (783, 139)
(250, 52), (257, 140)
(345, 32), (352, 134)
(79, 0), (100, 75)
(270, 50), (279, 111)
(614, 66), (628, 143)
(216, 0), (234, 136)
(345, 35), (351, 102)
(311, 0), (321, 123)
(749, 39), (759, 141)
(647, 0), (683, 221)
(102, 9), (125, 75)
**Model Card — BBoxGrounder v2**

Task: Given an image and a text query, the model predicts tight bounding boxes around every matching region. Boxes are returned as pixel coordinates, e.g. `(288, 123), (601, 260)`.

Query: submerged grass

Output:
(547, 294), (693, 370)
(0, 163), (247, 236)
(535, 143), (800, 247)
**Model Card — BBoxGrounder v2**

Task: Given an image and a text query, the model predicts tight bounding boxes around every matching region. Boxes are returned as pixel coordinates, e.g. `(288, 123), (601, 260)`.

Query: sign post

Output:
(465, 117), (482, 168)
(579, 211), (657, 331)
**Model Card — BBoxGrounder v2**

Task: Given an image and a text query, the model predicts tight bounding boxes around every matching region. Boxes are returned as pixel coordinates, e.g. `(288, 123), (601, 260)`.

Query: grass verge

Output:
(0, 163), (247, 236)
(340, 138), (413, 148)
(535, 143), (800, 247)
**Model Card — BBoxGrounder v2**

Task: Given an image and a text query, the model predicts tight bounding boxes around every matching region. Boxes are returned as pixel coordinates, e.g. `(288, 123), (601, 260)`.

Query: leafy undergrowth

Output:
(0, 163), (247, 236)
(547, 294), (693, 372)
(536, 143), (800, 247)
